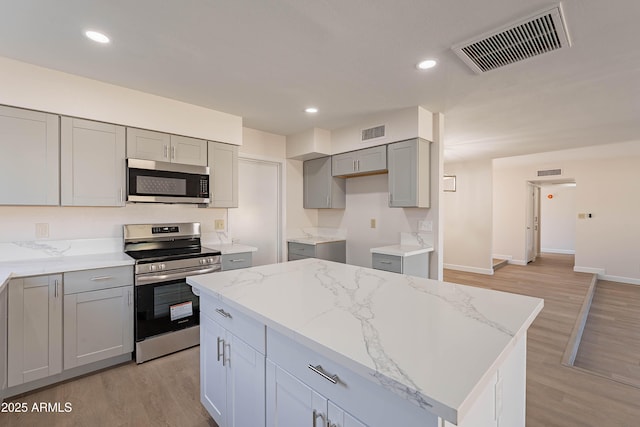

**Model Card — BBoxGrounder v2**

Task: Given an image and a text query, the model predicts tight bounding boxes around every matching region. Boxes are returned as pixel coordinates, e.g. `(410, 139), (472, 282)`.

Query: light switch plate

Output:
(418, 220), (432, 232)
(35, 223), (49, 239)
(215, 219), (225, 230)
(370, 218), (376, 228)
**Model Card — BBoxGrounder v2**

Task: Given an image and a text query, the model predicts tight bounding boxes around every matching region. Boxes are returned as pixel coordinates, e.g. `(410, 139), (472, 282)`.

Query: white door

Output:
(229, 157), (282, 266)
(525, 183), (536, 263)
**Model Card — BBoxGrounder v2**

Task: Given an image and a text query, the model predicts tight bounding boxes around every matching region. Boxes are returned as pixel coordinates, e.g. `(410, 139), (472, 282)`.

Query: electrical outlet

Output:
(35, 223), (49, 239)
(418, 220), (432, 232)
(370, 218), (376, 229)
(214, 219), (225, 231)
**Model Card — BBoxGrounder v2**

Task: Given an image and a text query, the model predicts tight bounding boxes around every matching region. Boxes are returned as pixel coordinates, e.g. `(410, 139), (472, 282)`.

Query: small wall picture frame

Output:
(443, 175), (456, 192)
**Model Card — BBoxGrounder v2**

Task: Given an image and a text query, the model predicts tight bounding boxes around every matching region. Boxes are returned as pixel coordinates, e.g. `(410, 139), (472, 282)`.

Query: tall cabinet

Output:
(208, 141), (238, 208)
(0, 105), (59, 205)
(7, 275), (63, 387)
(61, 117), (126, 206)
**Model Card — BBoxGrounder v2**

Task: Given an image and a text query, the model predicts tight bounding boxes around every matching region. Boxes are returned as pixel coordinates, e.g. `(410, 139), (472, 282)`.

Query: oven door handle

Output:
(135, 266), (220, 286)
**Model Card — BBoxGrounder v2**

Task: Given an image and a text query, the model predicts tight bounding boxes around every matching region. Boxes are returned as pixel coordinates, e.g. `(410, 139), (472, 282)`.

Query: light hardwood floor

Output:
(3, 254), (639, 427)
(574, 280), (640, 388)
(445, 254), (640, 427)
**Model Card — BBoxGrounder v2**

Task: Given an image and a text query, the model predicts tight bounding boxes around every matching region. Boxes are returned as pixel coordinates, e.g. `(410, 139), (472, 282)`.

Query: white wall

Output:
(443, 159), (493, 274)
(317, 174), (431, 268)
(493, 141), (640, 284)
(0, 57), (242, 144)
(540, 184), (576, 254)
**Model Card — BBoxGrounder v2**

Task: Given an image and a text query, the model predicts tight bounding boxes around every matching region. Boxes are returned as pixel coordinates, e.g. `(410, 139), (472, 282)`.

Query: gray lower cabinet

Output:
(388, 138), (431, 208)
(63, 266), (134, 369)
(0, 105), (60, 206)
(61, 117), (126, 206)
(221, 252), (253, 271)
(303, 157), (345, 209)
(372, 252), (429, 278)
(288, 241), (346, 263)
(332, 145), (387, 177)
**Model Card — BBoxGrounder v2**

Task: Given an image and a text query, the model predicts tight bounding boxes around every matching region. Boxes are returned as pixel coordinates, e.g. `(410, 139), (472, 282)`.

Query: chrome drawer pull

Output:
(379, 261), (392, 265)
(215, 308), (233, 319)
(229, 259), (245, 262)
(308, 364), (339, 384)
(91, 275), (114, 281)
(312, 409), (325, 427)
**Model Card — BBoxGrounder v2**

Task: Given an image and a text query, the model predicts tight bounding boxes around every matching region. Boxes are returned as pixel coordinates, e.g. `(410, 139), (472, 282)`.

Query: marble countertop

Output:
(287, 236), (346, 245)
(370, 244), (434, 257)
(204, 243), (257, 255)
(187, 258), (543, 424)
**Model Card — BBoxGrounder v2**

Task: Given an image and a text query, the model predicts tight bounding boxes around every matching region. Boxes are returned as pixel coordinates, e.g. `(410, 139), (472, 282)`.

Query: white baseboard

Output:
(492, 254), (513, 261)
(444, 264), (494, 275)
(599, 274), (640, 286)
(574, 266), (606, 275)
(541, 248), (576, 255)
(509, 259), (528, 266)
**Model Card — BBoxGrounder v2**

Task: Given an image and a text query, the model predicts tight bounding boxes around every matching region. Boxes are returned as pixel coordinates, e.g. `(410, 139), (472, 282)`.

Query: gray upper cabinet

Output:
(208, 141), (238, 208)
(331, 145), (387, 177)
(0, 105), (59, 205)
(388, 138), (431, 208)
(303, 156), (345, 209)
(61, 117), (126, 206)
(126, 128), (207, 166)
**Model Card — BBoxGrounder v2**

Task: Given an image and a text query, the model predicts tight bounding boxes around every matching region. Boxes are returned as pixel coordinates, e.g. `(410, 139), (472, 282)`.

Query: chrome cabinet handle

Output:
(54, 279), (59, 298)
(128, 290), (132, 306)
(215, 308), (232, 319)
(379, 261), (392, 265)
(308, 364), (339, 384)
(312, 410), (325, 427)
(217, 337), (223, 362)
(229, 259), (245, 263)
(91, 276), (114, 281)
(120, 187), (123, 203)
(356, 159), (360, 170)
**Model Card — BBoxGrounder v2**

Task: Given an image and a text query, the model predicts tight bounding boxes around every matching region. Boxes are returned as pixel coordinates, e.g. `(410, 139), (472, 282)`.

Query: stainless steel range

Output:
(124, 222), (221, 363)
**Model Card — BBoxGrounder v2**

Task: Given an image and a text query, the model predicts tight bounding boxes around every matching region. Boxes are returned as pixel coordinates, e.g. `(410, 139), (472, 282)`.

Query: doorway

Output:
(228, 155), (283, 266)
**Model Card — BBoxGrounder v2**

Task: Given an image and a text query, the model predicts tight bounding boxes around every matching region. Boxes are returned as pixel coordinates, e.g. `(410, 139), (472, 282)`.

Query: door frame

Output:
(232, 153), (286, 263)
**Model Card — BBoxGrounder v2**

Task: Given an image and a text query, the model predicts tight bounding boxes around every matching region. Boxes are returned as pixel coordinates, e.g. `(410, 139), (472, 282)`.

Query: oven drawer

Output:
(64, 266), (133, 294)
(201, 294), (265, 354)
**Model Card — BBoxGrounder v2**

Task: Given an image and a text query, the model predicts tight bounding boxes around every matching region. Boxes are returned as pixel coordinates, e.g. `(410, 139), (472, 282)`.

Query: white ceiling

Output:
(1, 0), (639, 161)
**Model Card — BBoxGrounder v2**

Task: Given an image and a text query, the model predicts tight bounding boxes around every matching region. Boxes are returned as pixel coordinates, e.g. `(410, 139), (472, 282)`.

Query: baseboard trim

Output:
(541, 248), (575, 254)
(573, 266), (606, 275)
(443, 264), (494, 275)
(599, 275), (640, 286)
(492, 254), (513, 261)
(509, 259), (528, 266)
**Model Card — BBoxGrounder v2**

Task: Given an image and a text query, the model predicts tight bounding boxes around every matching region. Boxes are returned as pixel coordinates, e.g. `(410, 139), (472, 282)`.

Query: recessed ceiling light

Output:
(85, 30), (110, 44)
(416, 59), (437, 70)
(305, 107), (318, 114)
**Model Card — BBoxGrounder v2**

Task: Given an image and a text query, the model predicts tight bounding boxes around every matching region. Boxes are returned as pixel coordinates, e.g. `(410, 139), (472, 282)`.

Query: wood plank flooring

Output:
(574, 280), (640, 388)
(0, 346), (216, 427)
(2, 254), (640, 426)
(445, 254), (640, 427)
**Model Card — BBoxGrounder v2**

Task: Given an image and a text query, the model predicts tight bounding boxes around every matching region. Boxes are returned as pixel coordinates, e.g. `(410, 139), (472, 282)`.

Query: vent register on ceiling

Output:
(452, 5), (571, 73)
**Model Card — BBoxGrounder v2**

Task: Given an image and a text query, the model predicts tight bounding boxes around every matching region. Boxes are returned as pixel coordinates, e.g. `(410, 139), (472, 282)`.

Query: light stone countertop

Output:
(370, 244), (434, 257)
(187, 258), (543, 424)
(204, 243), (258, 255)
(287, 236), (347, 245)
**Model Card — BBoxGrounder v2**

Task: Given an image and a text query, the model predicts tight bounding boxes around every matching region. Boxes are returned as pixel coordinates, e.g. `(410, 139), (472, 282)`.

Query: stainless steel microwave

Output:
(127, 159), (210, 204)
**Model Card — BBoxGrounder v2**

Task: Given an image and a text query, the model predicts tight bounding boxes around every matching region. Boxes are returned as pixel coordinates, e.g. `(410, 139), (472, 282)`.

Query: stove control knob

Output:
(160, 264), (166, 271)
(150, 265), (156, 272)
(199, 259), (205, 265)
(208, 257), (215, 264)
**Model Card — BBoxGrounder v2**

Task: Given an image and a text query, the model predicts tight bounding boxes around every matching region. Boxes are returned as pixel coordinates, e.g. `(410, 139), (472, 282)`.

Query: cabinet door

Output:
(63, 286), (133, 369)
(331, 152), (357, 176)
(171, 135), (208, 166)
(227, 334), (265, 427)
(0, 105), (59, 205)
(126, 127), (170, 162)
(388, 139), (430, 208)
(61, 117), (126, 206)
(357, 145), (387, 174)
(208, 141), (238, 207)
(266, 361), (327, 427)
(201, 313), (228, 427)
(328, 401), (367, 427)
(7, 275), (62, 387)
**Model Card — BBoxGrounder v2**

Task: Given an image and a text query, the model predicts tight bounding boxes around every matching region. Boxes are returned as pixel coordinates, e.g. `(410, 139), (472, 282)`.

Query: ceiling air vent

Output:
(452, 5), (571, 73)
(537, 168), (562, 177)
(361, 125), (385, 142)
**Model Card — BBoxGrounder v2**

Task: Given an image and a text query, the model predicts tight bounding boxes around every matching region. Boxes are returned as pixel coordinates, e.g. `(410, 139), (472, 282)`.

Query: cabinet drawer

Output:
(288, 253), (312, 261)
(221, 252), (252, 270)
(201, 294), (265, 354)
(64, 266), (133, 295)
(267, 328), (436, 427)
(372, 253), (402, 273)
(288, 242), (316, 257)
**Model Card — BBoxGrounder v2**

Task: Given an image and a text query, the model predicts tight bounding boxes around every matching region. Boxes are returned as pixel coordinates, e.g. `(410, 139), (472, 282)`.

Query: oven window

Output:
(136, 175), (187, 196)
(136, 279), (199, 341)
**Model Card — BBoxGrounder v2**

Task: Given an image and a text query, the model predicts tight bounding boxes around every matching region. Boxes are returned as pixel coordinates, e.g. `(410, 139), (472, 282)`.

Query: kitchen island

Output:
(187, 258), (543, 427)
